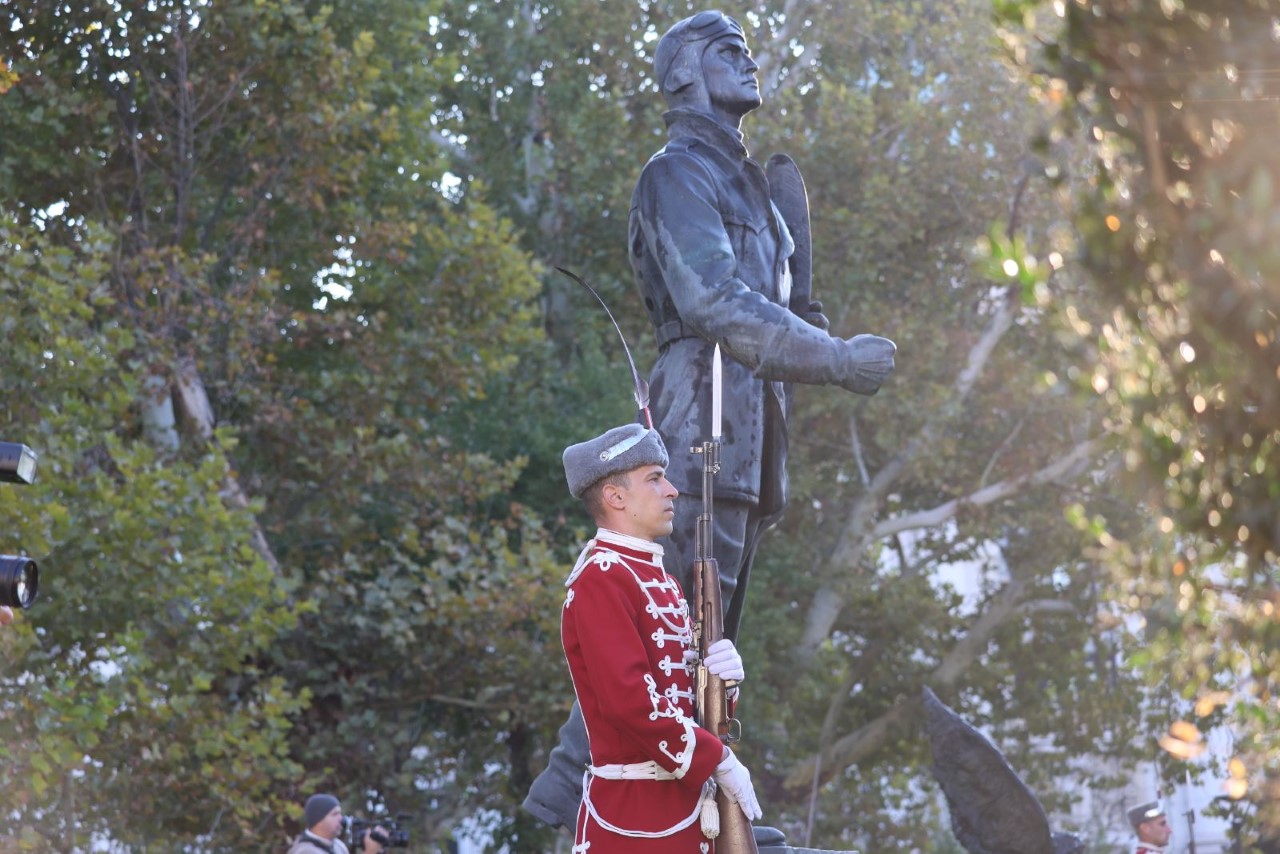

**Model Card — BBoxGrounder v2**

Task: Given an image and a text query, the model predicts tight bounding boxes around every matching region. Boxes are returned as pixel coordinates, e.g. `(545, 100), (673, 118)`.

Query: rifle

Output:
(692, 344), (759, 853)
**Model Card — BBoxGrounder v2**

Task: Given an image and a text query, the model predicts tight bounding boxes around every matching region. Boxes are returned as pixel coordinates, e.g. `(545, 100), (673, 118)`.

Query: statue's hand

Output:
(800, 299), (830, 331)
(838, 334), (896, 395)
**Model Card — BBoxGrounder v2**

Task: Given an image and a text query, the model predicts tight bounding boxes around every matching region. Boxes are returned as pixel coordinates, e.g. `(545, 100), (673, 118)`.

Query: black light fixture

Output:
(1, 441), (40, 609)
(0, 442), (38, 485)
(0, 556), (37, 609)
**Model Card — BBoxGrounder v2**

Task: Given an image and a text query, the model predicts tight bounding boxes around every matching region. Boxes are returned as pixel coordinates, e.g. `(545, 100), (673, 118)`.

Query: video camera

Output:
(1, 441), (40, 610)
(346, 815), (410, 849)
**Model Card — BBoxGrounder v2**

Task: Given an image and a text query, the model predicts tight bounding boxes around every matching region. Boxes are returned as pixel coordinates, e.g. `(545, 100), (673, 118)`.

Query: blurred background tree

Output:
(996, 0), (1280, 840)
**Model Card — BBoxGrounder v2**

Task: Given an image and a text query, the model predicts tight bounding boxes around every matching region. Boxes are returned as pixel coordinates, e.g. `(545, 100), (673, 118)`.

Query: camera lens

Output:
(0, 556), (38, 609)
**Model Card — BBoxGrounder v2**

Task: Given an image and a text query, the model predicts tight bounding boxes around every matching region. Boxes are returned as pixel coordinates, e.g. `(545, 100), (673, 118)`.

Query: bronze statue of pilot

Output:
(525, 11), (897, 839)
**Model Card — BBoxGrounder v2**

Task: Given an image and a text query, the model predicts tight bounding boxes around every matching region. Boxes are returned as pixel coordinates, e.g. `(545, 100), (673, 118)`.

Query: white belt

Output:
(588, 761), (679, 781)
(579, 769), (706, 840)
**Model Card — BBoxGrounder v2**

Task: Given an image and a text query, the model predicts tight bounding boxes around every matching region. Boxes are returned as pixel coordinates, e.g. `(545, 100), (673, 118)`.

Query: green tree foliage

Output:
(996, 0), (1280, 836)
(2, 0), (557, 849)
(0, 216), (302, 850)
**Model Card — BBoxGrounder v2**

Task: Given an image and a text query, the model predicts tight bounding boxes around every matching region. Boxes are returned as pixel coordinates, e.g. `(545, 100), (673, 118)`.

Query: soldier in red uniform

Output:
(559, 422), (762, 852)
(1127, 801), (1171, 853)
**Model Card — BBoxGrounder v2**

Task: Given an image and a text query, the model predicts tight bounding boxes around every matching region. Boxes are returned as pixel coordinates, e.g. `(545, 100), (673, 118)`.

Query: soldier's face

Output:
(702, 34), (761, 117)
(617, 464), (679, 540)
(1138, 815), (1171, 846)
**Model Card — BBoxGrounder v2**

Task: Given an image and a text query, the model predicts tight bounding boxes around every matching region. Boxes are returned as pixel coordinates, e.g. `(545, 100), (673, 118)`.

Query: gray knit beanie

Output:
(304, 793), (340, 830)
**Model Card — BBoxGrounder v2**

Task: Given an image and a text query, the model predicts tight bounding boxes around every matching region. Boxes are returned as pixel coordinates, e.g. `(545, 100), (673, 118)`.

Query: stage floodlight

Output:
(0, 556), (38, 609)
(0, 443), (37, 485)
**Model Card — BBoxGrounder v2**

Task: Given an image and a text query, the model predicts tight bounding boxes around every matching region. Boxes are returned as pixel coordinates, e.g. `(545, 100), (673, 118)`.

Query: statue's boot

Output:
(755, 825), (789, 848)
(523, 703), (589, 828)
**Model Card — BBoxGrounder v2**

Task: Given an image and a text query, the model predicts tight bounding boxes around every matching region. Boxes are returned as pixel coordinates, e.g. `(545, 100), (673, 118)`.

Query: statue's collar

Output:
(663, 108), (749, 159)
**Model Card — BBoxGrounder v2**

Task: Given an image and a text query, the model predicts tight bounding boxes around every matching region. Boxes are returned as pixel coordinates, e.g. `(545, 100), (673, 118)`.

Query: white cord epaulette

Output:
(564, 528), (664, 587)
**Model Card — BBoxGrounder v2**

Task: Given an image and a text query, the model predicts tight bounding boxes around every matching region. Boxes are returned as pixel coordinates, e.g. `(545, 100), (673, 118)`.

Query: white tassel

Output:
(700, 781), (720, 839)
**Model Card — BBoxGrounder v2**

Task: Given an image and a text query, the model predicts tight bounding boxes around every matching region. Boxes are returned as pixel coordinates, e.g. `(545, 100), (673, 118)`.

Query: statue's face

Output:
(701, 34), (761, 118)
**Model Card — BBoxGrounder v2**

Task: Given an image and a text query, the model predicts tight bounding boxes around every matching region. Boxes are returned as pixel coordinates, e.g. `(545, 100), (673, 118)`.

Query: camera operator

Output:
(0, 606), (12, 626)
(288, 794), (385, 854)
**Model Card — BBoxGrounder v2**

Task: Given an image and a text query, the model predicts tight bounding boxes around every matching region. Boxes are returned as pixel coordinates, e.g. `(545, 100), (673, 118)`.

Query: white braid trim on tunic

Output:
(565, 528), (663, 587)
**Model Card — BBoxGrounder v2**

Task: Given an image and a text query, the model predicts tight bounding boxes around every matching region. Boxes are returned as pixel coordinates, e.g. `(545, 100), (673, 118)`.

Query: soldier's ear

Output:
(601, 482), (628, 510)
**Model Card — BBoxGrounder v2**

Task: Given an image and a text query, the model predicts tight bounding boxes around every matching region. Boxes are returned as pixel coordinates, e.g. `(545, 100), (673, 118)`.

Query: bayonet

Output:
(692, 345), (756, 852)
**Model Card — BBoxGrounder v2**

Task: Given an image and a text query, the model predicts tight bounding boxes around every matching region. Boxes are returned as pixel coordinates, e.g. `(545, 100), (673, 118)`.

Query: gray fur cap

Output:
(563, 424), (669, 499)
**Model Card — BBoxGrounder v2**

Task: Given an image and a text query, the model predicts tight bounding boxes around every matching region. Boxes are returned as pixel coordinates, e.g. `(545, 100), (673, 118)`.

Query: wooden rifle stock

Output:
(693, 428), (759, 854)
(695, 555), (758, 853)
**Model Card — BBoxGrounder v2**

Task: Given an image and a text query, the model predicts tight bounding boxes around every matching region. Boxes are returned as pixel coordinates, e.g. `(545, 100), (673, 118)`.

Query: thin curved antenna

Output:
(555, 266), (653, 429)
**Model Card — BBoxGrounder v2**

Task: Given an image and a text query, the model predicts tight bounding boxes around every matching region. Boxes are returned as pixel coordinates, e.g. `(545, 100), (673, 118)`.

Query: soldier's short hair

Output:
(580, 470), (633, 521)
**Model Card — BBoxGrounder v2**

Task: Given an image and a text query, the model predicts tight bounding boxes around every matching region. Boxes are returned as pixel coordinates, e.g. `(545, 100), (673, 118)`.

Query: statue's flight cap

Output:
(655, 10), (746, 96)
(563, 424), (669, 499)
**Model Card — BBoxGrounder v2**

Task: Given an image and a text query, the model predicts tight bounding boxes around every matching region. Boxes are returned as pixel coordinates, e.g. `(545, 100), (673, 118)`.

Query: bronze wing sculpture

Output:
(924, 687), (1084, 854)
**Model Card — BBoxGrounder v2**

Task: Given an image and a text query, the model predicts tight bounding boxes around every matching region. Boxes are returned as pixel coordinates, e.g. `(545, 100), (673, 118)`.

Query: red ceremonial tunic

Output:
(562, 529), (725, 853)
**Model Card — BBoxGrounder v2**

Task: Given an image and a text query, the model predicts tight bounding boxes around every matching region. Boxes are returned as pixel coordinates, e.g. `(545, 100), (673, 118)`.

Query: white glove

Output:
(713, 751), (763, 821)
(703, 638), (745, 683)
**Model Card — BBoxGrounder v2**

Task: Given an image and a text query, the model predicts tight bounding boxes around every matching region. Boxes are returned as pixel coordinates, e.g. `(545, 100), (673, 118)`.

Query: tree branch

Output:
(871, 437), (1102, 540)
(785, 582), (1076, 791)
(978, 417), (1025, 489)
(848, 413), (871, 487)
(173, 356), (282, 578)
(794, 280), (1025, 664)
(754, 0), (815, 100)
(427, 693), (492, 711)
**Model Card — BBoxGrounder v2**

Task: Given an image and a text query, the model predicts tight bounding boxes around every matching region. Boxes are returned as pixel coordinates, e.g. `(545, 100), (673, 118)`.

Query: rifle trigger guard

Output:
(723, 716), (742, 745)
